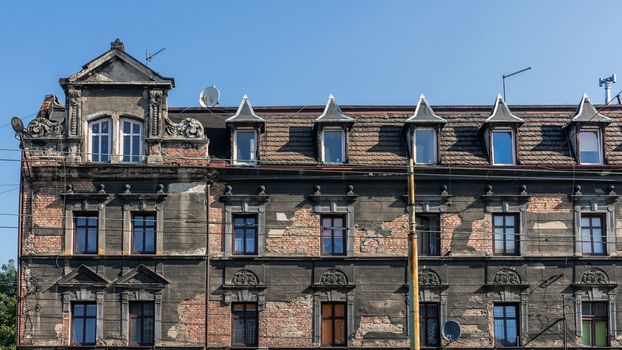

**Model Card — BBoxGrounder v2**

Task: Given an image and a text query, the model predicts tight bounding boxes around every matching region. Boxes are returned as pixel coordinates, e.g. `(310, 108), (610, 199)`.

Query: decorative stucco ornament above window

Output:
(566, 94), (612, 164)
(482, 94), (524, 165)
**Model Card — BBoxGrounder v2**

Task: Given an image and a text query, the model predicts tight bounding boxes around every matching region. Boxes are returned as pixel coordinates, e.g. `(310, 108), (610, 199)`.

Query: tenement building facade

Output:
(13, 40), (622, 349)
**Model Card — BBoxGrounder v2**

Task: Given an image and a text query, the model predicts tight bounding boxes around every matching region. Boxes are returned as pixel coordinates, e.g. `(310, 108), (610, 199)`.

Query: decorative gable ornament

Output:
(56, 265), (108, 288)
(319, 269), (348, 285)
(231, 269), (259, 286)
(113, 264), (168, 289)
(580, 268), (609, 285)
(418, 269), (441, 286)
(492, 269), (522, 286)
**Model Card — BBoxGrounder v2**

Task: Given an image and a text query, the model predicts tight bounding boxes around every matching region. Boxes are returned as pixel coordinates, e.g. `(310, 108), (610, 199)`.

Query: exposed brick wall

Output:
(208, 193), (223, 256)
(352, 315), (408, 348)
(469, 213), (493, 255)
(258, 296), (313, 347)
(24, 181), (64, 255)
(354, 214), (408, 256)
(528, 195), (572, 213)
(265, 208), (320, 256)
(441, 213), (462, 255)
(160, 142), (209, 166)
(207, 300), (230, 347)
(170, 293), (205, 344)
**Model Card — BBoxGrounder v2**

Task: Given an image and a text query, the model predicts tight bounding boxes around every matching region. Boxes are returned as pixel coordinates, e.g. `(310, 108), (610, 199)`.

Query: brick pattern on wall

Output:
(469, 214), (493, 255)
(258, 296), (313, 347)
(354, 214), (408, 256)
(265, 208), (320, 256)
(207, 300), (230, 347)
(352, 315), (408, 348)
(170, 293), (206, 344)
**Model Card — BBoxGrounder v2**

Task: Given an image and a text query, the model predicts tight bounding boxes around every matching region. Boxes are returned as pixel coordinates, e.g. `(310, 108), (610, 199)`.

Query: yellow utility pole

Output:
(407, 157), (420, 350)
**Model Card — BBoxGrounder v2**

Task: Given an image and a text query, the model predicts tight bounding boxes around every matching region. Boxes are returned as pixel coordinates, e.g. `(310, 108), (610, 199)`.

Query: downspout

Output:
(16, 160), (24, 347)
(205, 183), (211, 350)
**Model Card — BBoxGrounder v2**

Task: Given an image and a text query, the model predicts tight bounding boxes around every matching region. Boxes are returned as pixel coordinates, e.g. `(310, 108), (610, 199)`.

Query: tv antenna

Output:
(145, 47), (166, 66)
(199, 85), (220, 107)
(599, 74), (616, 103)
(502, 66), (532, 101)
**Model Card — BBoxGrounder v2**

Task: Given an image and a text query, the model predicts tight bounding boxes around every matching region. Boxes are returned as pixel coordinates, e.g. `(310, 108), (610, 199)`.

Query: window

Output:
(132, 214), (156, 254)
(121, 119), (142, 163)
(233, 215), (257, 255)
(493, 214), (519, 256)
(129, 302), (154, 346)
(89, 119), (111, 162)
(72, 303), (96, 345)
(321, 215), (346, 256)
(420, 303), (440, 347)
(579, 129), (603, 164)
(322, 128), (345, 164)
(582, 302), (608, 347)
(417, 215), (440, 256)
(494, 304), (519, 347)
(491, 129), (515, 165)
(74, 214), (98, 254)
(232, 303), (258, 347)
(413, 128), (437, 164)
(321, 302), (346, 346)
(234, 129), (257, 165)
(581, 215), (606, 255)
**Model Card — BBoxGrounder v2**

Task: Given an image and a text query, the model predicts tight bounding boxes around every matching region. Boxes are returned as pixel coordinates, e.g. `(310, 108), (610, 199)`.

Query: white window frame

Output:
(413, 127), (438, 165)
(120, 118), (143, 163)
(321, 127), (346, 164)
(491, 128), (516, 165)
(578, 128), (603, 165)
(233, 128), (258, 166)
(88, 119), (112, 163)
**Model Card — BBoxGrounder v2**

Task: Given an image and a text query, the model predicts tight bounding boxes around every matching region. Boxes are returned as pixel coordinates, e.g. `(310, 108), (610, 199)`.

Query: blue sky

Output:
(0, 0), (621, 262)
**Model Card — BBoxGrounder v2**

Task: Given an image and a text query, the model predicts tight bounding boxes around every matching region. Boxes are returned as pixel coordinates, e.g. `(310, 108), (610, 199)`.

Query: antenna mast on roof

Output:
(502, 66), (531, 101)
(599, 74), (616, 103)
(145, 47), (166, 66)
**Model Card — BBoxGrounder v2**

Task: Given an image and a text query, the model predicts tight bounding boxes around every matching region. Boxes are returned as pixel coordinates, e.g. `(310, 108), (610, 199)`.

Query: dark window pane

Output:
(321, 303), (347, 346)
(232, 303), (257, 346)
(414, 128), (436, 164)
(236, 130), (256, 162)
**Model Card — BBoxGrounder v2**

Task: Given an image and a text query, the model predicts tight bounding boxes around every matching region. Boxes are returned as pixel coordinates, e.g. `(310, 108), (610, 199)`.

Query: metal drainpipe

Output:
(204, 183), (211, 350)
(16, 163), (24, 346)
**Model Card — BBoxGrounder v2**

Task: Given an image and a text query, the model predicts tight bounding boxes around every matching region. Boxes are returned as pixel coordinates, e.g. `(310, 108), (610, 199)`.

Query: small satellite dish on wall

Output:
(442, 320), (462, 342)
(199, 85), (220, 107)
(11, 116), (24, 133)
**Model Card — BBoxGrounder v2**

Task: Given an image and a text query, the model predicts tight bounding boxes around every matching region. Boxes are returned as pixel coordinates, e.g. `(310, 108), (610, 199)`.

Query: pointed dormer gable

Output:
(405, 95), (446, 125)
(114, 265), (168, 289)
(226, 95), (265, 124)
(484, 94), (524, 125)
(571, 94), (612, 124)
(60, 39), (174, 88)
(315, 95), (355, 124)
(56, 265), (108, 288)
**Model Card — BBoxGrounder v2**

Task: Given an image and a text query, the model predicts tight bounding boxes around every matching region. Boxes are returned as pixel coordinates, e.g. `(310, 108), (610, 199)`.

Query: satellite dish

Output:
(199, 85), (220, 107)
(11, 116), (24, 134)
(442, 320), (462, 342)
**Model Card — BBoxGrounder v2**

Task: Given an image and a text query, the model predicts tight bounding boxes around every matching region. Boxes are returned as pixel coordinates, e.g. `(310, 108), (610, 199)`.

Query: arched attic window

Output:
(88, 118), (112, 162)
(567, 94), (612, 165)
(315, 95), (355, 164)
(403, 95), (446, 164)
(225, 95), (265, 166)
(482, 94), (524, 165)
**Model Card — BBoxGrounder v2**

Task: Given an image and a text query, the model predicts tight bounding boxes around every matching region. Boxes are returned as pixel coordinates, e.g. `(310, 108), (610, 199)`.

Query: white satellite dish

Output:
(199, 85), (220, 107)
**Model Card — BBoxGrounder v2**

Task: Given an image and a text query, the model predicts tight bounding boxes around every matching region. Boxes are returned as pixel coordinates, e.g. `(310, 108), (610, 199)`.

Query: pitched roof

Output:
(405, 95), (446, 125)
(315, 95), (355, 123)
(60, 39), (174, 88)
(572, 94), (612, 123)
(225, 95), (265, 123)
(484, 94), (524, 124)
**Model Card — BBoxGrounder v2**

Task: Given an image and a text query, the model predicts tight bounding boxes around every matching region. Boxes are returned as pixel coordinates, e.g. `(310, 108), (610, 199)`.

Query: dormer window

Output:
(226, 95), (265, 166)
(413, 128), (437, 164)
(89, 119), (111, 162)
(234, 128), (257, 165)
(482, 95), (524, 166)
(322, 127), (345, 164)
(315, 95), (355, 165)
(491, 129), (515, 165)
(121, 119), (143, 163)
(578, 129), (603, 164)
(404, 95), (446, 165)
(568, 95), (610, 165)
